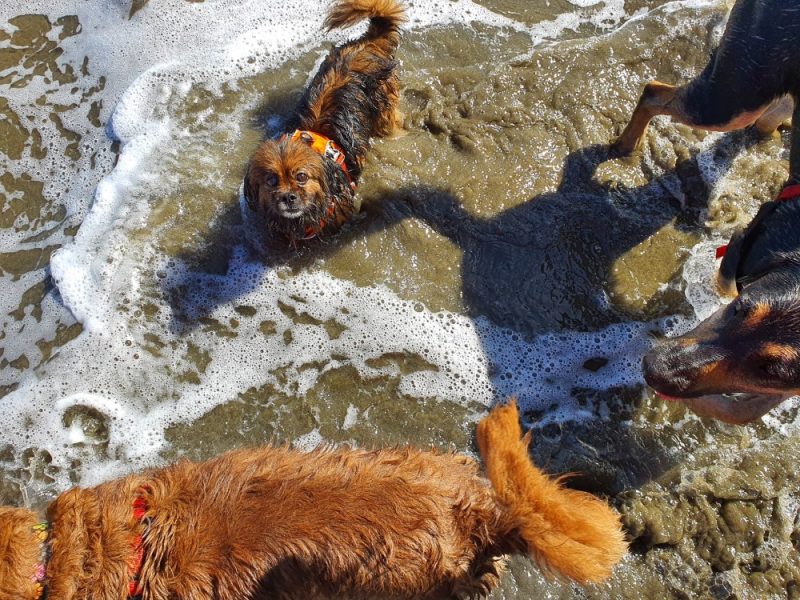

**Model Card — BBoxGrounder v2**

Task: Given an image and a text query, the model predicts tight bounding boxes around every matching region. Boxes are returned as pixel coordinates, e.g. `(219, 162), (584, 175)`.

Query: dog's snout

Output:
(277, 191), (301, 209)
(643, 337), (724, 396)
(641, 349), (665, 386)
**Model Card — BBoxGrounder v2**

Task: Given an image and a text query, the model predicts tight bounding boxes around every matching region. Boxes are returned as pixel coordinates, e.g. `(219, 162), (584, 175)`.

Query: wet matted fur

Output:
(244, 0), (405, 245)
(0, 401), (627, 599)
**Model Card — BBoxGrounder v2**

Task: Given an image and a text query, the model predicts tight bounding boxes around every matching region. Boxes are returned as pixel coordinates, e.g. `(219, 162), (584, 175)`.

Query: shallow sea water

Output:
(1, 0), (799, 597)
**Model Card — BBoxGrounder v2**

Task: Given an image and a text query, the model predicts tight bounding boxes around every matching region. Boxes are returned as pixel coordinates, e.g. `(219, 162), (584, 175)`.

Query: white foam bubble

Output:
(2, 0), (794, 501)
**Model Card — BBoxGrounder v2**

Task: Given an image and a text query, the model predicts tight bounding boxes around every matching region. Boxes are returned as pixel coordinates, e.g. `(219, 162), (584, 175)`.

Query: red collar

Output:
(32, 488), (149, 599)
(776, 183), (800, 201)
(128, 486), (150, 598)
(716, 183), (800, 259)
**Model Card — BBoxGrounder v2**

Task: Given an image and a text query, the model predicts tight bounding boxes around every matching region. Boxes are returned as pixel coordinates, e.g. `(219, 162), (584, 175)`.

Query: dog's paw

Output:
(607, 136), (639, 158)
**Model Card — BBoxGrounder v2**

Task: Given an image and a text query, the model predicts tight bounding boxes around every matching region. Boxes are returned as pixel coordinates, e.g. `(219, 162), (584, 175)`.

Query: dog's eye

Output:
(265, 173), (278, 187)
(295, 172), (308, 185)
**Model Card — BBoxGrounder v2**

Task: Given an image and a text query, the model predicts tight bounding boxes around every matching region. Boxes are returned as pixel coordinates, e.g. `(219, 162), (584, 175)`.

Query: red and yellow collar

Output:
(31, 487), (150, 600)
(31, 522), (48, 600)
(715, 183), (800, 259)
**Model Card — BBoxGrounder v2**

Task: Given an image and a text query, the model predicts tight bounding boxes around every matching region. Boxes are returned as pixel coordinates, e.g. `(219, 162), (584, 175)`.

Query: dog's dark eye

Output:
(295, 172), (308, 185)
(265, 173), (278, 187)
(758, 361), (773, 375)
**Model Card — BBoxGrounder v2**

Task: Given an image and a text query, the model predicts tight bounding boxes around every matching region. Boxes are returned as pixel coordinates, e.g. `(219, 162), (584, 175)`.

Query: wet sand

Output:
(1, 0), (799, 597)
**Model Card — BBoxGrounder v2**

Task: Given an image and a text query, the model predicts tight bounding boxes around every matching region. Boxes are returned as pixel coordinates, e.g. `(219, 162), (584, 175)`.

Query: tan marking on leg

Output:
(612, 81), (678, 155)
(754, 95), (794, 135)
(373, 73), (401, 138)
(716, 269), (739, 299)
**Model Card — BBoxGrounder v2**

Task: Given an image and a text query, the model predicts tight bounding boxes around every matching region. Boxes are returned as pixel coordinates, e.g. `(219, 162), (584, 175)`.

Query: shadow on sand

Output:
(161, 130), (764, 492)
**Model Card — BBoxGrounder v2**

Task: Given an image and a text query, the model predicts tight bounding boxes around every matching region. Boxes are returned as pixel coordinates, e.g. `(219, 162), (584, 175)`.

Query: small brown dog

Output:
(0, 401), (627, 599)
(244, 0), (405, 245)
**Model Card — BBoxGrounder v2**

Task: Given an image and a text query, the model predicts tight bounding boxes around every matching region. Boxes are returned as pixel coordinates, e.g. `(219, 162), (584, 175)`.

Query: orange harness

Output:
(282, 129), (357, 240)
(715, 183), (800, 259)
(285, 129), (356, 190)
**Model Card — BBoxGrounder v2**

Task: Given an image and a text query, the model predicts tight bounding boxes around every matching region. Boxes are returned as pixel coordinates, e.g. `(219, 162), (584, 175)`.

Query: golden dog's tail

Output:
(476, 400), (628, 584)
(325, 0), (406, 48)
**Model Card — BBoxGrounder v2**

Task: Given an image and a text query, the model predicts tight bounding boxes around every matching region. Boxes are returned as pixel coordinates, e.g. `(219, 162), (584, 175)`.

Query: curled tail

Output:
(325, 0), (406, 49)
(476, 400), (628, 584)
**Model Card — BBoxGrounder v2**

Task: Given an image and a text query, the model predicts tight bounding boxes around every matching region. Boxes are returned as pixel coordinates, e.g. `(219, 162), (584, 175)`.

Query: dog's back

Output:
(686, 0), (800, 119)
(296, 0), (406, 174)
(9, 403), (626, 599)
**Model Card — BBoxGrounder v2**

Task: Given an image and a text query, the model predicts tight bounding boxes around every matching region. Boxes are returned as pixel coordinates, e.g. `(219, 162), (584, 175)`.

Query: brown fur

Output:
(0, 401), (626, 600)
(244, 0), (405, 244)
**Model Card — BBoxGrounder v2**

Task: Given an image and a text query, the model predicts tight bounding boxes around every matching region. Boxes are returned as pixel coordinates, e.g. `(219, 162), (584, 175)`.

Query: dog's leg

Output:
(753, 94), (794, 136)
(611, 81), (679, 155)
(389, 107), (407, 138)
(372, 74), (402, 138)
(613, 79), (780, 156)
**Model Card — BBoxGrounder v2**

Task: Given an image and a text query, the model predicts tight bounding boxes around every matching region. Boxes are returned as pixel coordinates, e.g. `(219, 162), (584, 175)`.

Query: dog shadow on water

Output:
(162, 132), (762, 493)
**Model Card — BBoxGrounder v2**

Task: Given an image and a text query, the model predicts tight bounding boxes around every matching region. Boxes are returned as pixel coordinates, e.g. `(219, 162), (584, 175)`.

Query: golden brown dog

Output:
(0, 401), (627, 599)
(244, 0), (405, 245)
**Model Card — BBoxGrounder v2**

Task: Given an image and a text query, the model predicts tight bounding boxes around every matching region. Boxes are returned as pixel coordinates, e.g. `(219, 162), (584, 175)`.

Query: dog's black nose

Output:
(641, 342), (694, 394)
(641, 350), (660, 387)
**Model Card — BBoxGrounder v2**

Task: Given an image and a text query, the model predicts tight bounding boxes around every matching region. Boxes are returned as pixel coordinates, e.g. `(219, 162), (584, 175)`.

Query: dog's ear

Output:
(243, 167), (258, 212)
(717, 227), (747, 297)
(717, 200), (783, 296)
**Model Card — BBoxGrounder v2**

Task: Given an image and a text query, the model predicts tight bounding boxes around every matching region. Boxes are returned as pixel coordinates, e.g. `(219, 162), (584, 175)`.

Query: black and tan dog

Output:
(614, 0), (800, 423)
(612, 0), (799, 157)
(643, 186), (800, 424)
(244, 0), (405, 245)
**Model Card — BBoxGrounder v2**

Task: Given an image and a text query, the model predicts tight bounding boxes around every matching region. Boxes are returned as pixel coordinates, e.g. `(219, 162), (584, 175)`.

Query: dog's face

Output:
(643, 276), (800, 424)
(244, 138), (328, 228)
(643, 197), (800, 424)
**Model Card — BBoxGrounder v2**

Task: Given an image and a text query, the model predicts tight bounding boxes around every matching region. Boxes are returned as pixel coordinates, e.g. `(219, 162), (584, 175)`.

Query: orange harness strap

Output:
(301, 202), (338, 241)
(286, 129), (356, 190)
